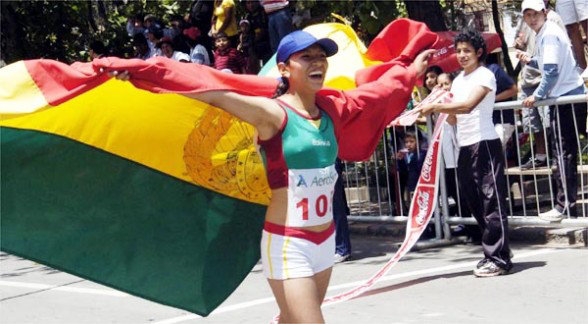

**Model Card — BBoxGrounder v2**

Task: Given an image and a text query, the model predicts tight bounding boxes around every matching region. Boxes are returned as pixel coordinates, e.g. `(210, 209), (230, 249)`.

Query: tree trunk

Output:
(1, 2), (26, 63)
(491, 0), (515, 77)
(87, 1), (97, 32)
(403, 0), (448, 32)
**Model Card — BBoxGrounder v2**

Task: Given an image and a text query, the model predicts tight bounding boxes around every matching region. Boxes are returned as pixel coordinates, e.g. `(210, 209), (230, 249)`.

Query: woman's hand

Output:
(412, 49), (437, 77)
(107, 70), (131, 81)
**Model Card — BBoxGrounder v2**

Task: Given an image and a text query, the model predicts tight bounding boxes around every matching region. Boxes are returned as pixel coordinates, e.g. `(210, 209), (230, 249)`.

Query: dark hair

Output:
(424, 65), (443, 77)
(214, 32), (229, 40)
(89, 40), (107, 55)
(157, 37), (174, 49)
(272, 77), (290, 98)
(133, 33), (148, 46)
(454, 29), (487, 63)
(437, 72), (454, 82)
(147, 26), (164, 39)
(404, 131), (418, 140)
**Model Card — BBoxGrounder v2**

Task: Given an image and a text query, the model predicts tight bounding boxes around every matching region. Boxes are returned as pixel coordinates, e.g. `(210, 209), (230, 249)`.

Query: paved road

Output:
(1, 237), (587, 324)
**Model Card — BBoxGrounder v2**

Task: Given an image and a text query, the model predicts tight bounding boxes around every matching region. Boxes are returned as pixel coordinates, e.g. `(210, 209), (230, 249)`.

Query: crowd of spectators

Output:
(91, 0), (293, 75)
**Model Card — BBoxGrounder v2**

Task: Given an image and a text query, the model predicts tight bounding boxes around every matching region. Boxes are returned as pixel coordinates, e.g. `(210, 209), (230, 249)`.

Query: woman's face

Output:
(283, 44), (328, 91)
(456, 41), (481, 71)
(424, 71), (439, 91)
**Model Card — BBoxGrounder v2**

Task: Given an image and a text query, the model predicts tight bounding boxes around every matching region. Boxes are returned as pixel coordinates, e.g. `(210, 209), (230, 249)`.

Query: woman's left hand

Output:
(412, 49), (437, 77)
(103, 69), (131, 81)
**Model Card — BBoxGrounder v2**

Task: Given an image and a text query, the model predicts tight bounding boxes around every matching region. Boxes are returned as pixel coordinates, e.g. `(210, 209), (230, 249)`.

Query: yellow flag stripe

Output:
(0, 79), (271, 205)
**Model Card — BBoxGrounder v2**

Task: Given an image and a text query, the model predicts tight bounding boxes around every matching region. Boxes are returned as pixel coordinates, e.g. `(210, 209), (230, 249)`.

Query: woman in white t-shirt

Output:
(421, 29), (512, 278)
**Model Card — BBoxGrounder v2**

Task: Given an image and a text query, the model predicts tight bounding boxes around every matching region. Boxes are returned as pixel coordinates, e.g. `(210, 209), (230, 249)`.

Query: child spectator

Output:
(437, 73), (453, 91)
(237, 19), (258, 74)
(157, 37), (191, 62)
(424, 65), (443, 96)
(213, 32), (246, 73)
(396, 131), (427, 200)
(437, 72), (461, 215)
(421, 29), (513, 277)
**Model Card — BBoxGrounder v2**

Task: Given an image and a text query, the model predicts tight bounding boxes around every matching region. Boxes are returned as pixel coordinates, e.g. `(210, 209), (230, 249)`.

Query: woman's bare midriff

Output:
(264, 187), (333, 232)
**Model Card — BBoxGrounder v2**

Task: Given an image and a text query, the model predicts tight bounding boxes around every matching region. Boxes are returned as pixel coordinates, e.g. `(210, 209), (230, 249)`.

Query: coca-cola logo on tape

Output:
(421, 152), (433, 182)
(415, 190), (430, 225)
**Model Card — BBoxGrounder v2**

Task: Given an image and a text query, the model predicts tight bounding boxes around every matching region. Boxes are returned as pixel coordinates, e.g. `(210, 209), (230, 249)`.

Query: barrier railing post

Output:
(346, 94), (588, 228)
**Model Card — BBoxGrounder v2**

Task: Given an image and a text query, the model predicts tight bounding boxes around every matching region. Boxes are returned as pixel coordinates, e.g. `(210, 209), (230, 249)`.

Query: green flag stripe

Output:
(0, 127), (265, 315)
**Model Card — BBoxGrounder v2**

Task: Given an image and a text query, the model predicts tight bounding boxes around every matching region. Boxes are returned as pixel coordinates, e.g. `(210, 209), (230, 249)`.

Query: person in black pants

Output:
(421, 29), (512, 277)
(333, 158), (352, 262)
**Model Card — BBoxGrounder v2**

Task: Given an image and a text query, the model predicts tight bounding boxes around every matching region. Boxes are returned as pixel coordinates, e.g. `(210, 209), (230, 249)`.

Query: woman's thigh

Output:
(268, 273), (327, 323)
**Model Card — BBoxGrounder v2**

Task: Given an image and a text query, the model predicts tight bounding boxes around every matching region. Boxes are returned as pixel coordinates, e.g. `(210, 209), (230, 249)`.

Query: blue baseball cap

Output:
(276, 30), (338, 63)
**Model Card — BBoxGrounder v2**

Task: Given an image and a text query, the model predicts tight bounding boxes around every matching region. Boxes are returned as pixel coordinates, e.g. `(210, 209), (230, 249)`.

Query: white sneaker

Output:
(538, 208), (564, 222)
(334, 253), (350, 263)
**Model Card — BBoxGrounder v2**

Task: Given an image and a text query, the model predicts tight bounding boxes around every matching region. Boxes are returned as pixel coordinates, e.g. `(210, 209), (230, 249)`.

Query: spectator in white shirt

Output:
(421, 29), (512, 278)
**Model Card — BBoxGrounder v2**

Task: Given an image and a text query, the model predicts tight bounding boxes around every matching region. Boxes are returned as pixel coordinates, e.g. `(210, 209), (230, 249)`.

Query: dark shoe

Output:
(474, 261), (509, 277)
(520, 157), (548, 170)
(451, 225), (469, 237)
(476, 258), (490, 269)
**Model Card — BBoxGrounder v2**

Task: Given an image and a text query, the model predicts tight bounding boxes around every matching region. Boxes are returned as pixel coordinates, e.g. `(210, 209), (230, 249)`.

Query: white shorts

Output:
(556, 0), (588, 25)
(260, 222), (335, 280)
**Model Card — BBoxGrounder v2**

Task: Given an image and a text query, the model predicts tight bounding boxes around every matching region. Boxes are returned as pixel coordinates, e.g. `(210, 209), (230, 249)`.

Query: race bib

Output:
(286, 165), (337, 227)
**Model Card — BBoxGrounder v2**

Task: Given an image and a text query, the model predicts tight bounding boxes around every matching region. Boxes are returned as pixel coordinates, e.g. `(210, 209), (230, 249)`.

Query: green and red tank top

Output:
(257, 99), (338, 228)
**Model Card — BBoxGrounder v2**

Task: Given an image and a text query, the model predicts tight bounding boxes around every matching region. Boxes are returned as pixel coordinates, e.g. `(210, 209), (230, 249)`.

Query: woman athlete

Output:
(111, 30), (434, 323)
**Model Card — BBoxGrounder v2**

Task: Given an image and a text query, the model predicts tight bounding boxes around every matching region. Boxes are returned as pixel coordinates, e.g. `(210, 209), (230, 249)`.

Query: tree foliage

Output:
(1, 0), (192, 64)
(2, 0), (469, 65)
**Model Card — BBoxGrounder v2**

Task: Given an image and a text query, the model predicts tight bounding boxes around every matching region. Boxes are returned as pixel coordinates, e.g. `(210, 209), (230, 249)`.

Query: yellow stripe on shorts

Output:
(267, 233), (273, 278)
(282, 237), (291, 279)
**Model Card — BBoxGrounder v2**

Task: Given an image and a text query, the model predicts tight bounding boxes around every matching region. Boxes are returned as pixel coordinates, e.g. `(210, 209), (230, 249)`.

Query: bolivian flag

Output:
(1, 20), (437, 315)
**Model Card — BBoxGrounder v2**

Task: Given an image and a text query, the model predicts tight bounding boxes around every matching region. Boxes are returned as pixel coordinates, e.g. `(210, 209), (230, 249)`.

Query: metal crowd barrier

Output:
(344, 94), (588, 238)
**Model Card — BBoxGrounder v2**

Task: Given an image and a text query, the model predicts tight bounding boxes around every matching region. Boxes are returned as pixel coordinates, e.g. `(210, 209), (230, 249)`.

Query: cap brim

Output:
(521, 5), (544, 13)
(315, 38), (338, 58)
